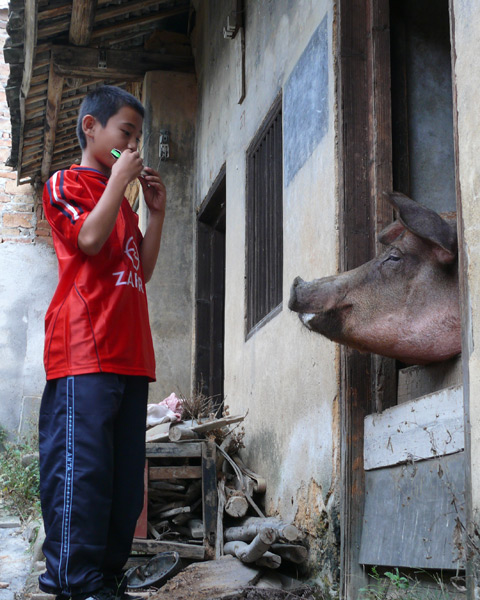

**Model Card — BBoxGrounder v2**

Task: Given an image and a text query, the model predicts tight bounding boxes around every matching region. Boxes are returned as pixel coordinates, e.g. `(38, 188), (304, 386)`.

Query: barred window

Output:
(246, 97), (283, 336)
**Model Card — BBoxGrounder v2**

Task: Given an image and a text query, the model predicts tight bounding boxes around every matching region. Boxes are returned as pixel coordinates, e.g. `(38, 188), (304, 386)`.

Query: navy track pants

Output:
(38, 374), (148, 597)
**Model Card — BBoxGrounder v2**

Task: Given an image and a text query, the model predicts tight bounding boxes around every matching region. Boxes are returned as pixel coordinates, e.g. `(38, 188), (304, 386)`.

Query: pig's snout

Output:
(289, 276), (305, 312)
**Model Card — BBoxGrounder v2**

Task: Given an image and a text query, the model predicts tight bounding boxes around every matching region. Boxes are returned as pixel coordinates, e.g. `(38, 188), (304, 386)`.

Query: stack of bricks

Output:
(0, 4), (50, 245)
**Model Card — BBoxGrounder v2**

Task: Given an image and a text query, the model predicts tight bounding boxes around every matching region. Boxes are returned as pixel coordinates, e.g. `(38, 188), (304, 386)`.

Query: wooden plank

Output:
(202, 441), (217, 555)
(146, 442), (203, 458)
(17, 0), (38, 180)
(131, 539), (206, 560)
(338, 0), (377, 595)
(364, 385), (464, 470)
(359, 453), (466, 569)
(69, 0), (97, 45)
(52, 45), (194, 79)
(41, 60), (65, 182)
(149, 466), (202, 480)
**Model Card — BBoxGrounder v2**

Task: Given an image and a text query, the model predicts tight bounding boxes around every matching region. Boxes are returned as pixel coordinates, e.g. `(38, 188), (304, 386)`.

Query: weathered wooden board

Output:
(364, 385), (464, 470)
(145, 442), (203, 458)
(359, 452), (466, 569)
(131, 539), (206, 560)
(397, 356), (462, 404)
(149, 466), (202, 480)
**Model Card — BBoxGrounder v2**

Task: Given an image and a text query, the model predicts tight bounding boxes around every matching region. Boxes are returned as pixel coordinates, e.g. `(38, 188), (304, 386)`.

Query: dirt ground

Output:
(230, 587), (320, 599)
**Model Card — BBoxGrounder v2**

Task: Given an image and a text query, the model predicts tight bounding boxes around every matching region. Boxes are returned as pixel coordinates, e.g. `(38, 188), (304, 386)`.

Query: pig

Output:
(289, 192), (461, 365)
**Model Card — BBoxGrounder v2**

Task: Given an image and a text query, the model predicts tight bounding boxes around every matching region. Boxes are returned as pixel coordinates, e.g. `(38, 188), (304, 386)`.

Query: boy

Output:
(38, 86), (166, 600)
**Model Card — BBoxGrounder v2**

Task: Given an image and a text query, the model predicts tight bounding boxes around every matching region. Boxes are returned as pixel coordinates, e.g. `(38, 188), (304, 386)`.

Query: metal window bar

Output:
(246, 100), (283, 334)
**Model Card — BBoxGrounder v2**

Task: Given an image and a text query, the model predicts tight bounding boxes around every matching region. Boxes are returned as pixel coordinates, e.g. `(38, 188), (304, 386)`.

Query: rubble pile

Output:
(128, 394), (310, 597)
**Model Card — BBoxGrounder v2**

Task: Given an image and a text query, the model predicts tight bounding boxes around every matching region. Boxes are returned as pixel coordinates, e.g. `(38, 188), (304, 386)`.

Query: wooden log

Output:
(156, 506), (191, 519)
(270, 543), (308, 564)
(171, 498), (202, 525)
(255, 552), (282, 569)
(225, 518), (304, 543)
(131, 539), (205, 560)
(168, 424), (199, 442)
(147, 522), (161, 540)
(232, 455), (266, 494)
(223, 527), (277, 563)
(224, 540), (281, 569)
(224, 489), (249, 518)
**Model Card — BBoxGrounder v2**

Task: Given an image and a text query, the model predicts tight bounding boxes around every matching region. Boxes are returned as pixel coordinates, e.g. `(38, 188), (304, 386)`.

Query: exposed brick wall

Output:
(0, 7), (50, 244)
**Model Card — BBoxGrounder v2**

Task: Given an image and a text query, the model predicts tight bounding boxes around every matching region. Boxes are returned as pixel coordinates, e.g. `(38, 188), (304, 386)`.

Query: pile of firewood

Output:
(141, 404), (308, 571)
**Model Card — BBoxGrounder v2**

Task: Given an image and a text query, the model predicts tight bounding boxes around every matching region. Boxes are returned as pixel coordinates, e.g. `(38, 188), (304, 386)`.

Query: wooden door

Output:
(195, 170), (226, 410)
(339, 0), (464, 595)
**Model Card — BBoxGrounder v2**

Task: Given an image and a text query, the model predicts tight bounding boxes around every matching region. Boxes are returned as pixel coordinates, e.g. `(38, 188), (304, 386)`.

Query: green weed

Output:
(0, 428), (41, 522)
(358, 567), (461, 600)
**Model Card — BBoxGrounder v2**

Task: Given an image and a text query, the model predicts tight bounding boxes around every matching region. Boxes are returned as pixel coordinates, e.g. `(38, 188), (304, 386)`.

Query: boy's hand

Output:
(139, 166), (167, 217)
(111, 149), (144, 184)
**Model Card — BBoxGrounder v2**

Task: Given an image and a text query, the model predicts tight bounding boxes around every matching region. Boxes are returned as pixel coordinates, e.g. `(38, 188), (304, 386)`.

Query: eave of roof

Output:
(4, 0), (194, 184)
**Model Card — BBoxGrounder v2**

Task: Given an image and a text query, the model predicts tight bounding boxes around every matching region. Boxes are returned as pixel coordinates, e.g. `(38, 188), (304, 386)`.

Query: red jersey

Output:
(42, 165), (156, 381)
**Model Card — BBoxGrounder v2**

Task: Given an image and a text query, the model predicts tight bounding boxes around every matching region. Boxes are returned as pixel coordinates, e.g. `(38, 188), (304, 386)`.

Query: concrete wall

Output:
(142, 71), (197, 404)
(451, 0), (480, 594)
(191, 0), (340, 584)
(0, 2), (57, 443)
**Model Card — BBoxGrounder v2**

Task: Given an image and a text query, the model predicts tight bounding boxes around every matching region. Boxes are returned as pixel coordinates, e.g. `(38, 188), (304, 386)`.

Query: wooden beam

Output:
(69, 0), (97, 46)
(17, 0), (38, 181)
(94, 0), (184, 24)
(41, 60), (65, 182)
(90, 6), (189, 40)
(52, 45), (194, 79)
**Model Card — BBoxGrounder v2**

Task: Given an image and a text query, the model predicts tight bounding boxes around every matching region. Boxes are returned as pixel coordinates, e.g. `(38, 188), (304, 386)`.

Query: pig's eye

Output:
(384, 252), (402, 264)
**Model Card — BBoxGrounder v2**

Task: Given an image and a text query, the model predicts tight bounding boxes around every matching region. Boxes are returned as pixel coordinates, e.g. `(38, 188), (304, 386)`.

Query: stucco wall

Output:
(0, 1), (57, 442)
(192, 0), (339, 583)
(451, 0), (480, 593)
(142, 71), (197, 404)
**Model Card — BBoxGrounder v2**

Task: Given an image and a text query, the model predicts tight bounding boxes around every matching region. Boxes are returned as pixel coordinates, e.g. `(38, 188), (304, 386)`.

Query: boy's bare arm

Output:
(78, 150), (143, 255)
(138, 166), (167, 283)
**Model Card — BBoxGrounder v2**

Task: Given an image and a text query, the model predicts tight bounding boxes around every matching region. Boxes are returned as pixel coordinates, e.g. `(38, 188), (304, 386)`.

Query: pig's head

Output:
(289, 192), (461, 365)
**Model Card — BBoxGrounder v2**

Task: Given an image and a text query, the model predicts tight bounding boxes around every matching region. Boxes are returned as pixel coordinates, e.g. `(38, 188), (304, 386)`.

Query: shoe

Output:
(73, 589), (116, 600)
(117, 594), (143, 600)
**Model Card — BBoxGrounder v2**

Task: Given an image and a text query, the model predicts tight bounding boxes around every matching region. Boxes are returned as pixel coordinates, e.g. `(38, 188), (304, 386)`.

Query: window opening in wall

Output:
(389, 0), (459, 403)
(390, 0), (455, 213)
(245, 96), (283, 337)
(195, 169), (226, 410)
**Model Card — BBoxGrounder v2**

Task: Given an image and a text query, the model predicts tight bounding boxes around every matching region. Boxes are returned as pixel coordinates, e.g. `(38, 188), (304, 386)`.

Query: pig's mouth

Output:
(300, 313), (317, 330)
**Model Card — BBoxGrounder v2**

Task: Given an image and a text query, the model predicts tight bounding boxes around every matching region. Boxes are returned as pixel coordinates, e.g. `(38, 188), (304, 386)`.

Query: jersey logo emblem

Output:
(125, 236), (140, 271)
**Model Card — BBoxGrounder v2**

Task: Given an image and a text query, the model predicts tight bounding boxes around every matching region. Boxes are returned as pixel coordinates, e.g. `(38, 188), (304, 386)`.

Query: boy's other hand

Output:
(111, 149), (144, 184)
(139, 166), (167, 217)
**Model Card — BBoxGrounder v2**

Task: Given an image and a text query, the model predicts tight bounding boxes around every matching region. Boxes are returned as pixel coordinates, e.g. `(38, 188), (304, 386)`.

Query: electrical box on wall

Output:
(159, 130), (169, 161)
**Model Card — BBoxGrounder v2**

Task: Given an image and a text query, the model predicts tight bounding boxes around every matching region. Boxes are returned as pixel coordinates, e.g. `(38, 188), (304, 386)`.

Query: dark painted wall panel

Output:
(284, 15), (329, 186)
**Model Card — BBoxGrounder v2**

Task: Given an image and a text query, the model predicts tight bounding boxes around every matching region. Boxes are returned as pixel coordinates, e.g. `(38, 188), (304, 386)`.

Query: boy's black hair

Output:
(76, 85), (145, 150)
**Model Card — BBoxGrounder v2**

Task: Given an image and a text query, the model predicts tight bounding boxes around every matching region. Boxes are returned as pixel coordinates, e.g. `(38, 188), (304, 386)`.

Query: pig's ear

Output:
(383, 191), (457, 263)
(378, 221), (405, 245)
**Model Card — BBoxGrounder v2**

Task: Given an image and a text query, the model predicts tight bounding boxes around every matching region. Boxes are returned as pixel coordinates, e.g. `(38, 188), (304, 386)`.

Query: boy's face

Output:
(83, 105), (144, 174)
